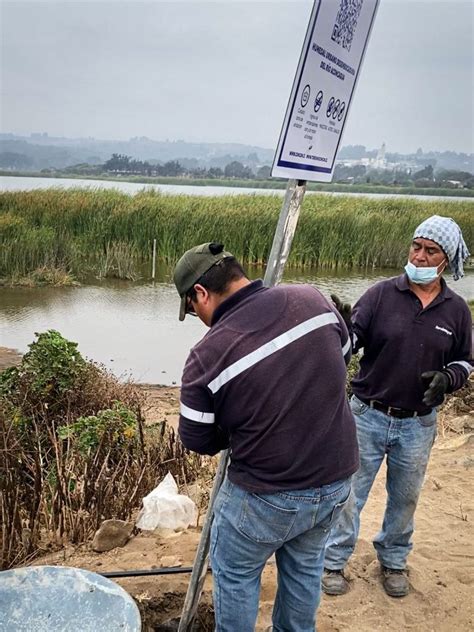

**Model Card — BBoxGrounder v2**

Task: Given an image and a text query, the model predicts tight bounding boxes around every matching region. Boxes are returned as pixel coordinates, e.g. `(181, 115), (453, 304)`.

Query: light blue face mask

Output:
(404, 260), (446, 285)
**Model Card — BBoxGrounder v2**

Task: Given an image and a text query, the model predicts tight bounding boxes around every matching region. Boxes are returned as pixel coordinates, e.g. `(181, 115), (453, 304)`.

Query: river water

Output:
(1, 175), (474, 201)
(1, 268), (472, 385)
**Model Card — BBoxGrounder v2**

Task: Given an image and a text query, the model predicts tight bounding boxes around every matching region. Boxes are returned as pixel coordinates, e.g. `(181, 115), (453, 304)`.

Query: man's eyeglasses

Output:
(186, 294), (198, 317)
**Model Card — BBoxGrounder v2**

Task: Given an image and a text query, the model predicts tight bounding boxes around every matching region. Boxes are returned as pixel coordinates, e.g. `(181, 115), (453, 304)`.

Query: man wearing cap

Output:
(323, 215), (472, 598)
(173, 242), (359, 632)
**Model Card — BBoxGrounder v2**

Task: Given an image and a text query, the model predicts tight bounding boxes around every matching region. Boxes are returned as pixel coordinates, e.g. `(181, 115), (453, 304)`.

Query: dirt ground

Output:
(0, 346), (22, 372)
(2, 346), (473, 630)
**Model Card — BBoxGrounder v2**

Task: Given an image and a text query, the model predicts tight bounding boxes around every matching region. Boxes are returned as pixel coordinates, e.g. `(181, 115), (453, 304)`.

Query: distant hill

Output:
(0, 134), (472, 173)
(0, 134), (275, 171)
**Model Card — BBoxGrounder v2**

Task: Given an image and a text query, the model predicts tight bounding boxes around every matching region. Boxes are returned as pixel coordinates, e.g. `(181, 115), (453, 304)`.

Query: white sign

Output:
(272, 0), (379, 182)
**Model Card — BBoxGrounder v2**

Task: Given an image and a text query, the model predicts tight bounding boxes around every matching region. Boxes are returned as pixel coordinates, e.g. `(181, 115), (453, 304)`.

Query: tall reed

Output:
(0, 188), (472, 280)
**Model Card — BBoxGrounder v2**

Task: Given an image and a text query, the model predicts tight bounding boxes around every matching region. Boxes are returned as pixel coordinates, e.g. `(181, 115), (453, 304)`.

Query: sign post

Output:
(265, 0), (380, 287)
(263, 179), (307, 287)
(178, 1), (379, 628)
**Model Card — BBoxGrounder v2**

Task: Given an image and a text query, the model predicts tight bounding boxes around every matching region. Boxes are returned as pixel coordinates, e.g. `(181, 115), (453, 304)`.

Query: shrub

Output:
(0, 330), (201, 569)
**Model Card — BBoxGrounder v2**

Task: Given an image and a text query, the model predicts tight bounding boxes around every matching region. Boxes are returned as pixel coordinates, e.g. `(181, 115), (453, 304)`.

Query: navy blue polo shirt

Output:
(179, 280), (358, 493)
(351, 274), (472, 413)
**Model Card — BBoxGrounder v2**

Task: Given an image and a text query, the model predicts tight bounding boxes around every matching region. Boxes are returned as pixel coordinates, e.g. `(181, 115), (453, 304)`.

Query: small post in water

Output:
(151, 239), (157, 280)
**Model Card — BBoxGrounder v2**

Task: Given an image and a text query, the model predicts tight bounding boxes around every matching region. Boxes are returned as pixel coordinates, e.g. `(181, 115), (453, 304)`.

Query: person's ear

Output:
(193, 283), (209, 304)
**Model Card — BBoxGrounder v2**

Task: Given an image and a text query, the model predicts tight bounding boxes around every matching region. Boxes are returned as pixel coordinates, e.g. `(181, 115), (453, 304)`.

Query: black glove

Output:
(421, 371), (450, 407)
(330, 294), (352, 332)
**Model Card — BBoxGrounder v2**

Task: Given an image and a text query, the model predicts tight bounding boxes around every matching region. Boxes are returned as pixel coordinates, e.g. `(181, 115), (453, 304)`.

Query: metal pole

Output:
(264, 179), (307, 287)
(177, 449), (229, 632)
(178, 178), (307, 630)
(152, 238), (157, 280)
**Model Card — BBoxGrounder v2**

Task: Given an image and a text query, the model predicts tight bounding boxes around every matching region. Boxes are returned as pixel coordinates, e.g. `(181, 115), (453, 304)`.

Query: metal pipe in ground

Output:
(100, 566), (201, 579)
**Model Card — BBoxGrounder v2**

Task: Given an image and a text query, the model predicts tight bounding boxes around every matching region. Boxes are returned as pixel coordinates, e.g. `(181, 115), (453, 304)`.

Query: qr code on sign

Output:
(331, 0), (364, 52)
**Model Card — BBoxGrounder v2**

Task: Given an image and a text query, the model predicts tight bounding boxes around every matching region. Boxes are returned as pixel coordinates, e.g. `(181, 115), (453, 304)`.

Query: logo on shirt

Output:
(435, 325), (453, 336)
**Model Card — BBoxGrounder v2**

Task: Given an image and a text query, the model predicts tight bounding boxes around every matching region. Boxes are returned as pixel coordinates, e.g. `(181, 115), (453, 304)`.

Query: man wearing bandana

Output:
(323, 215), (472, 598)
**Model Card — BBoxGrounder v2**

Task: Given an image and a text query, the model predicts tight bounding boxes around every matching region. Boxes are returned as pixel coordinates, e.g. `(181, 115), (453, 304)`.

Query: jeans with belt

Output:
(324, 395), (437, 571)
(210, 475), (352, 632)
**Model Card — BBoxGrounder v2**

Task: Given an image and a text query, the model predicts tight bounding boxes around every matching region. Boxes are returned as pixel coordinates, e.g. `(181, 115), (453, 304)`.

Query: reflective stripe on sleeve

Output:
(447, 360), (473, 374)
(342, 337), (351, 357)
(180, 402), (215, 424)
(208, 312), (339, 394)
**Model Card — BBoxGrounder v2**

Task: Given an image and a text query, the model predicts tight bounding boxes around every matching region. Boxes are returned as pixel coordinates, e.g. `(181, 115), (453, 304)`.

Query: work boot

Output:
(382, 566), (409, 597)
(321, 568), (350, 595)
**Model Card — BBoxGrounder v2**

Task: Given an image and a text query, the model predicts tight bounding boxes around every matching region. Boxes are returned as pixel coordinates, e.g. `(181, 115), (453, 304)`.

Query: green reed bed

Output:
(0, 188), (472, 282)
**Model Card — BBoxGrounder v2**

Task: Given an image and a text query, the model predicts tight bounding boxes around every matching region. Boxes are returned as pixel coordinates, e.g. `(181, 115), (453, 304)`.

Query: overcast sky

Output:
(1, 0), (473, 154)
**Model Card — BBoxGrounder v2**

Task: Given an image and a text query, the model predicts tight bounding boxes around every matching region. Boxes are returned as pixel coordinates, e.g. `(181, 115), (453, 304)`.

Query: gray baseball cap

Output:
(173, 242), (232, 320)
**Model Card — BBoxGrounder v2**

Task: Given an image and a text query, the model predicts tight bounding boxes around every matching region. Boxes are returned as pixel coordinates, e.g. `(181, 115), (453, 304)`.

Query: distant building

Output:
(336, 142), (424, 173)
(372, 142), (387, 169)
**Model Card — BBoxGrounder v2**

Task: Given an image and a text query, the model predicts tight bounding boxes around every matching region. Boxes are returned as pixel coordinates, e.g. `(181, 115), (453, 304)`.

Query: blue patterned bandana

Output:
(413, 215), (470, 281)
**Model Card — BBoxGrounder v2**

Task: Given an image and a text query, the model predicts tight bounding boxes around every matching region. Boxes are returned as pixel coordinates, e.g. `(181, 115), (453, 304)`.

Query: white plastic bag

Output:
(136, 472), (197, 531)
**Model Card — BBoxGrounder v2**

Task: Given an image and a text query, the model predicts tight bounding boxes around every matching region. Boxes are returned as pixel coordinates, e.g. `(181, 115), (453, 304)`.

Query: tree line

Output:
(1, 150), (473, 189)
(101, 153), (271, 179)
(83, 154), (474, 188)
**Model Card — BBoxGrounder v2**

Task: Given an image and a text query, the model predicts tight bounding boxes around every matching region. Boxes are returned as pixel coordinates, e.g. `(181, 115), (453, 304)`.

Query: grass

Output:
(0, 188), (472, 281)
(0, 266), (78, 287)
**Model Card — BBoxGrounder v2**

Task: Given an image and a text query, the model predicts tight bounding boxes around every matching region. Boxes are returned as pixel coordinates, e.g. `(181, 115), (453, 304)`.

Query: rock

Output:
(159, 555), (183, 568)
(153, 527), (185, 539)
(92, 519), (134, 552)
(436, 433), (474, 451)
(430, 477), (443, 490)
(446, 414), (474, 433)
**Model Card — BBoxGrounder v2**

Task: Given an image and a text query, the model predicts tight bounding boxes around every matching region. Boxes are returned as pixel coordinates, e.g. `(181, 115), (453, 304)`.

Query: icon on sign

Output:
(337, 102), (346, 121)
(301, 84), (311, 108)
(326, 97), (346, 120)
(314, 90), (323, 113)
(326, 97), (335, 118)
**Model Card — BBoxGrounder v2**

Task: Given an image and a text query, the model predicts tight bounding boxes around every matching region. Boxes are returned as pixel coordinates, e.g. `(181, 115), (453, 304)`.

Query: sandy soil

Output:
(0, 346), (22, 371)
(2, 347), (473, 631)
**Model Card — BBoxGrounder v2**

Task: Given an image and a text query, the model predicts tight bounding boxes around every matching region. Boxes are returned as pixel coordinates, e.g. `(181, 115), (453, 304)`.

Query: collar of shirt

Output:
(396, 273), (454, 300)
(211, 279), (265, 327)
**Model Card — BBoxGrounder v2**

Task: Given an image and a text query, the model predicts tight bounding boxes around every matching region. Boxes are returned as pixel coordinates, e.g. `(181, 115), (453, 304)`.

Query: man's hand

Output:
(330, 294), (352, 332)
(421, 371), (450, 407)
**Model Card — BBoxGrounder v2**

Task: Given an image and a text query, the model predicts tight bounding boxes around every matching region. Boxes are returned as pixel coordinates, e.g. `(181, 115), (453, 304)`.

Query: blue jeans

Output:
(210, 476), (351, 632)
(324, 395), (437, 571)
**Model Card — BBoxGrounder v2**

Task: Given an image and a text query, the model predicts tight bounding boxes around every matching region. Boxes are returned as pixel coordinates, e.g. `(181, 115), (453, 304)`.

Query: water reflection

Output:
(2, 175), (473, 202)
(1, 268), (472, 385)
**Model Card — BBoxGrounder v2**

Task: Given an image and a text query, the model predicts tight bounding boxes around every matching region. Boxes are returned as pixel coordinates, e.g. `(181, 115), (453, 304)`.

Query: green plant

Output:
(58, 401), (138, 454)
(346, 355), (360, 396)
(0, 366), (19, 398)
(20, 329), (86, 398)
(468, 299), (474, 319)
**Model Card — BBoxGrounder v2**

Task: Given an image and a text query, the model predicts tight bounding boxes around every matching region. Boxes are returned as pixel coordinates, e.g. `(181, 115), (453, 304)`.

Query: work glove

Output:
(421, 371), (450, 408)
(330, 294), (352, 333)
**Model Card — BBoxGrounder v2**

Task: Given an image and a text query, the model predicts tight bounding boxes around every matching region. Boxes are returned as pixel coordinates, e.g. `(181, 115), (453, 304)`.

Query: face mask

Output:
(404, 260), (445, 285)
